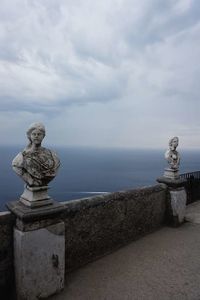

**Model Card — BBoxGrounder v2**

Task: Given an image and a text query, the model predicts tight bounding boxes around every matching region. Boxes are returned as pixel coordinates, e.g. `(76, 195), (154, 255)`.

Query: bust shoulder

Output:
(12, 152), (24, 167)
(50, 150), (60, 167)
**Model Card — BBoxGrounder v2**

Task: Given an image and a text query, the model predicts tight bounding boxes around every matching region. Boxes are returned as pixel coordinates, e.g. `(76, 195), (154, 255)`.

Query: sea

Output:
(0, 146), (199, 211)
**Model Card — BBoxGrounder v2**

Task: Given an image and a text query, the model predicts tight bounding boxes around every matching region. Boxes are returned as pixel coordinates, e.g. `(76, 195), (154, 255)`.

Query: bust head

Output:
(169, 136), (179, 151)
(26, 122), (45, 147)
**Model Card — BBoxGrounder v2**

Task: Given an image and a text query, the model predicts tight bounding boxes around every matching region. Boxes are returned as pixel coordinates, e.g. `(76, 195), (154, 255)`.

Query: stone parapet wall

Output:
(0, 184), (168, 294)
(0, 211), (15, 296)
(62, 184), (167, 272)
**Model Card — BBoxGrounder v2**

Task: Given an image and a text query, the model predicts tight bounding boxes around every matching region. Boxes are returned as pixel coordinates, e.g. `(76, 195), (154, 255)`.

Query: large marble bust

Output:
(164, 136), (180, 170)
(12, 122), (60, 187)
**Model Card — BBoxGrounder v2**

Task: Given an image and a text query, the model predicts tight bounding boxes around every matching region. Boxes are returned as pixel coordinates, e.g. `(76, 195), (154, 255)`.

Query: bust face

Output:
(170, 138), (178, 150)
(30, 129), (44, 146)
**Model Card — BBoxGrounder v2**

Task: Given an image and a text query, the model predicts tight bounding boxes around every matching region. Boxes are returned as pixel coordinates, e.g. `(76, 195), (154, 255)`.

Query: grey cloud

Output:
(118, 1), (200, 50)
(0, 0), (200, 148)
(0, 0), (129, 112)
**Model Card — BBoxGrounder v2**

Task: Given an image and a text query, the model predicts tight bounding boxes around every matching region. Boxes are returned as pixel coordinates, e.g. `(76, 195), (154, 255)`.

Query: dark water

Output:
(0, 146), (199, 211)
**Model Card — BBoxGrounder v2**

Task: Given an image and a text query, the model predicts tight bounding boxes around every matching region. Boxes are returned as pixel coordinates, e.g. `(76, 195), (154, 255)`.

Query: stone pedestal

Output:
(20, 185), (53, 208)
(14, 222), (65, 300)
(164, 168), (179, 180)
(169, 188), (187, 224)
(7, 201), (65, 300)
(157, 177), (187, 227)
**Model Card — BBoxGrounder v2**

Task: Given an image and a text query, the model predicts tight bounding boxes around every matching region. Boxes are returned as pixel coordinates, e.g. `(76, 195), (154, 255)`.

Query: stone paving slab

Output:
(50, 219), (200, 300)
(185, 201), (200, 224)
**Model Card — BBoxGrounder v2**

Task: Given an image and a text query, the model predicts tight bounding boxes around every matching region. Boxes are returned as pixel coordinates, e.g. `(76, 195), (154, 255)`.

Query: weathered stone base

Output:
(164, 168), (179, 180)
(157, 176), (186, 188)
(157, 177), (187, 227)
(20, 185), (53, 208)
(169, 188), (187, 225)
(14, 222), (65, 300)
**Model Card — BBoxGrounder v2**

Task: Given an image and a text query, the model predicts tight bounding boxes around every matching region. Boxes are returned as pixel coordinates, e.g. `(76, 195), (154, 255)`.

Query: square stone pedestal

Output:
(7, 201), (66, 300)
(14, 222), (65, 300)
(20, 185), (53, 208)
(169, 188), (187, 225)
(157, 176), (187, 227)
(164, 168), (179, 180)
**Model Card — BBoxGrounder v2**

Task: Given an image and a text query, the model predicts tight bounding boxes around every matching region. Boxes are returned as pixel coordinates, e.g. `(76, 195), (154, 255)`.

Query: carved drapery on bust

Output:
(164, 136), (180, 171)
(12, 122), (60, 188)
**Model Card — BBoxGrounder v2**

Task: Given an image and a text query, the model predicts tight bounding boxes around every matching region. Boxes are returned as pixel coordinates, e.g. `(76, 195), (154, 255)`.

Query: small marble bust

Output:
(164, 136), (180, 170)
(12, 123), (60, 187)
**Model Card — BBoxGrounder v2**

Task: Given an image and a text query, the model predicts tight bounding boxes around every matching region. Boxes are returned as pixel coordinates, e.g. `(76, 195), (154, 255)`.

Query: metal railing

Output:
(180, 171), (200, 180)
(180, 171), (200, 204)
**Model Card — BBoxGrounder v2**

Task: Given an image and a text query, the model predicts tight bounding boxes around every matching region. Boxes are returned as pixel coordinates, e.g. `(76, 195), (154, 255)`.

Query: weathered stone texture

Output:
(0, 211), (15, 297)
(7, 200), (64, 232)
(63, 184), (167, 272)
(1, 183), (168, 296)
(14, 222), (65, 300)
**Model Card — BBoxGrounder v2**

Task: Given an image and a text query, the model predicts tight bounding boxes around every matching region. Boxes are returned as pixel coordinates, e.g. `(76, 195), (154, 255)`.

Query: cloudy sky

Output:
(0, 0), (200, 148)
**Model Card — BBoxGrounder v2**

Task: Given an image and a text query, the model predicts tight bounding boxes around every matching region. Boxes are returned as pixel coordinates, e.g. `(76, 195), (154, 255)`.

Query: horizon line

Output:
(0, 144), (199, 151)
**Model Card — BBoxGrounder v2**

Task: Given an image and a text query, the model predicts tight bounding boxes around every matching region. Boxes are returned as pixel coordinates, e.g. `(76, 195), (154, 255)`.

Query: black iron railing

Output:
(180, 171), (200, 180)
(180, 171), (200, 204)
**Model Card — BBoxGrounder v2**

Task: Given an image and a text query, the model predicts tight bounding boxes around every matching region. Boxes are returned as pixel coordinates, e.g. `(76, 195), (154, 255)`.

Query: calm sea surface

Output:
(0, 146), (199, 211)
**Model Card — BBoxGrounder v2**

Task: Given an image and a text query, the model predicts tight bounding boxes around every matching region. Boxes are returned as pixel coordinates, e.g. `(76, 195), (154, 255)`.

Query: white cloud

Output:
(0, 0), (200, 148)
(173, 0), (193, 14)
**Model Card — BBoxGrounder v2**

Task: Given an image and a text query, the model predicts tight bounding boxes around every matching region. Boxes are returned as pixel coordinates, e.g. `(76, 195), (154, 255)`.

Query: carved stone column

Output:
(157, 137), (187, 226)
(7, 123), (65, 299)
(7, 201), (65, 300)
(157, 177), (187, 226)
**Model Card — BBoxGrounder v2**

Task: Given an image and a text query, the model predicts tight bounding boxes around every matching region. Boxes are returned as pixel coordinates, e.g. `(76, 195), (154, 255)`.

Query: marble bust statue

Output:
(12, 123), (60, 207)
(12, 123), (60, 187)
(164, 136), (180, 170)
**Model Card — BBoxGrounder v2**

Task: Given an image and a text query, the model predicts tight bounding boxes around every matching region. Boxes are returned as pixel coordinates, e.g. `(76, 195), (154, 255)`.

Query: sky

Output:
(0, 0), (200, 149)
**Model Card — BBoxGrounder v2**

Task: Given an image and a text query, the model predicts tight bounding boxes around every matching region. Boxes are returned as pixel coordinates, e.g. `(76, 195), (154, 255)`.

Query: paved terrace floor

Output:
(50, 202), (200, 300)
